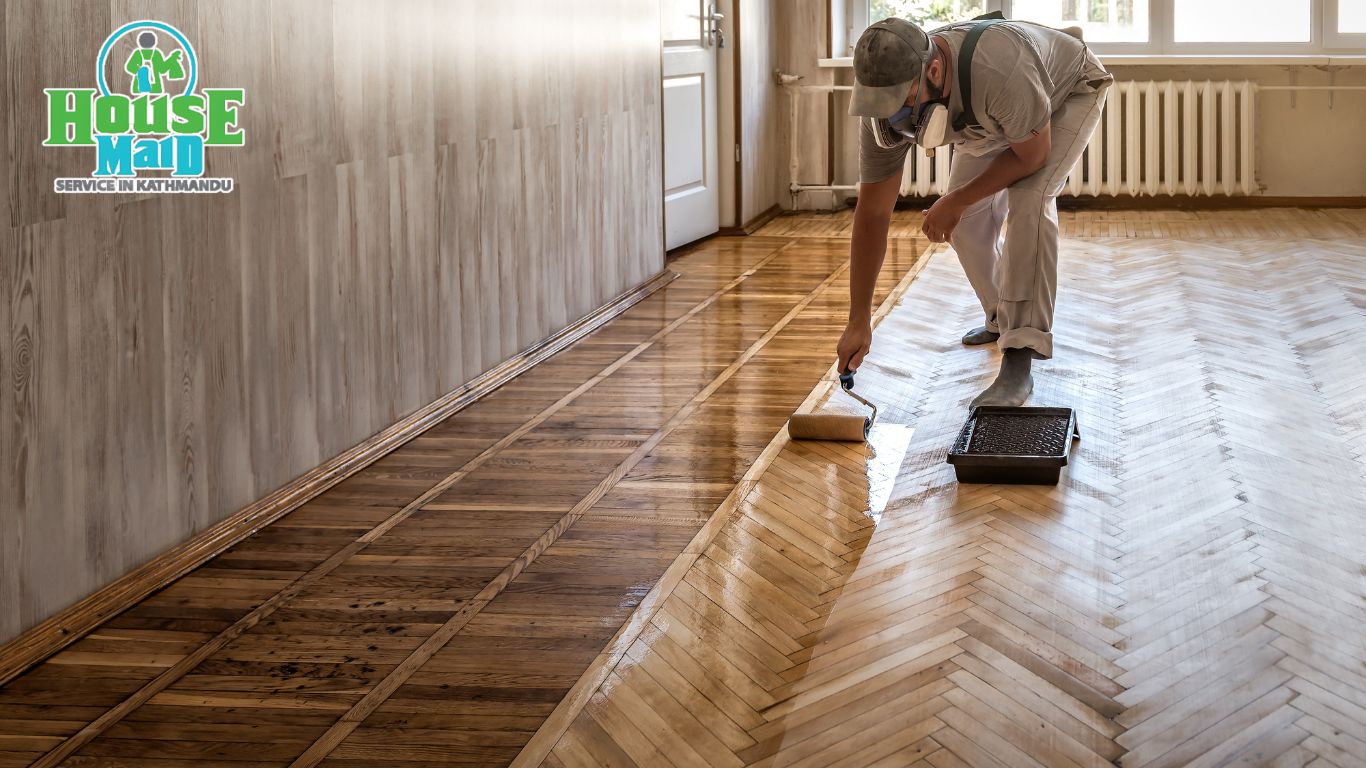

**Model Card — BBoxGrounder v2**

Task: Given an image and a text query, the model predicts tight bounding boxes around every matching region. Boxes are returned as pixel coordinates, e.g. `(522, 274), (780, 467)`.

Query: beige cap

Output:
(849, 18), (933, 118)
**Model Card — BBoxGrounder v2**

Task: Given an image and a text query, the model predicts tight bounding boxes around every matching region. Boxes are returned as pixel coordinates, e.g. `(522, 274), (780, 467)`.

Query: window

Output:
(870, 0), (987, 30)
(1174, 0), (1312, 43)
(1011, 0), (1149, 43)
(841, 0), (1366, 55)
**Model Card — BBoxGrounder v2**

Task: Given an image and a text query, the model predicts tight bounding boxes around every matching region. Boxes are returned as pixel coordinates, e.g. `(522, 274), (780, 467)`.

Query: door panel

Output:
(662, 1), (719, 249)
(663, 76), (706, 193)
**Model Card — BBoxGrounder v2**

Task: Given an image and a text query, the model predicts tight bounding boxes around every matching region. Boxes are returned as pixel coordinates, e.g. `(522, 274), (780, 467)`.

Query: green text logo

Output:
(45, 20), (245, 194)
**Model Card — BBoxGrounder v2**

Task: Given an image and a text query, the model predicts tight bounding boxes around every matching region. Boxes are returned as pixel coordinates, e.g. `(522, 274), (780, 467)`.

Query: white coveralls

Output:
(946, 79), (1110, 359)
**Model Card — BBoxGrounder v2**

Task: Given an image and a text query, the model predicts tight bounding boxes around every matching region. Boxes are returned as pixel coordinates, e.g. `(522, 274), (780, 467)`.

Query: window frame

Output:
(839, 0), (1366, 56)
(1323, 0), (1366, 49)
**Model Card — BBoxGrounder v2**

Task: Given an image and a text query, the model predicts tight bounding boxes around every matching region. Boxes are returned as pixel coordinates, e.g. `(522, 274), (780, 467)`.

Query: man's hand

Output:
(838, 320), (873, 374)
(930, 123), (1054, 235)
(921, 192), (966, 243)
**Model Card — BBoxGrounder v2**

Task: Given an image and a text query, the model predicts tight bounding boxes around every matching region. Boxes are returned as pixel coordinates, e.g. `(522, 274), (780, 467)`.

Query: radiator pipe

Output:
(787, 80), (859, 196)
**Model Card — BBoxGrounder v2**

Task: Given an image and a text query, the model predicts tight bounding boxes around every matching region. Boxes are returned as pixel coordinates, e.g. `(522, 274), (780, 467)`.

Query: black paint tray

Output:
(947, 406), (1080, 485)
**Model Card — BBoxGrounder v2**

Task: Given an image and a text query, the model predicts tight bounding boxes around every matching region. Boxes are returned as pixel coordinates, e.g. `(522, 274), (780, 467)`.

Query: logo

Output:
(45, 20), (245, 194)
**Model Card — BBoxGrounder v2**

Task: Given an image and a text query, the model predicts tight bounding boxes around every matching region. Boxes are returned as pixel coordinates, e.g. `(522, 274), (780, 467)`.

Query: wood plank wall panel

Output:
(739, 0), (783, 223)
(0, 0), (663, 645)
(777, 0), (831, 207)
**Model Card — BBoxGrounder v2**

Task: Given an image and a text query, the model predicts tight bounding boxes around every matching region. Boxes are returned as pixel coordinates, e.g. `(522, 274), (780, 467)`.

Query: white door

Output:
(662, 0), (721, 250)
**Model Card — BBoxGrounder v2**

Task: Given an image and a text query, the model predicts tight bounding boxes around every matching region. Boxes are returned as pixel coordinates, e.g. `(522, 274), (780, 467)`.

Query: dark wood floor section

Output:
(0, 232), (927, 768)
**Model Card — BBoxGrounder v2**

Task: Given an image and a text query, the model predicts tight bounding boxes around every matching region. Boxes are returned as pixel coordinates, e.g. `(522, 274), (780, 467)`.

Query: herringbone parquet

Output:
(531, 214), (1366, 768)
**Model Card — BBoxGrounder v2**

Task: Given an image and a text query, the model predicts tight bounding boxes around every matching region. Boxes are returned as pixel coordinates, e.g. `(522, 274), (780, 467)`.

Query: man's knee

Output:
(950, 196), (1001, 253)
(950, 224), (991, 256)
(1006, 185), (1048, 211)
(1005, 186), (1059, 232)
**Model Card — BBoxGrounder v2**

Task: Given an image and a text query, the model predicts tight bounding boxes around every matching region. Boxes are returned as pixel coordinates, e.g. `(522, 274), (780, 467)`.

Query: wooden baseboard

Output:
(717, 204), (784, 236)
(886, 195), (1366, 210)
(0, 269), (678, 687)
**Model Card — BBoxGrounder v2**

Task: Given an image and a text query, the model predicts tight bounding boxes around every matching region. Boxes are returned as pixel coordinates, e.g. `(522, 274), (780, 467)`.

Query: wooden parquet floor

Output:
(0, 229), (925, 767)
(3, 207), (1366, 768)
(532, 208), (1366, 768)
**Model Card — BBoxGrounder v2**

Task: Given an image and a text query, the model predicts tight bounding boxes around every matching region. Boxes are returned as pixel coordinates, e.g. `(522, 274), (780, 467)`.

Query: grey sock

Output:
(970, 347), (1034, 408)
(961, 326), (1001, 346)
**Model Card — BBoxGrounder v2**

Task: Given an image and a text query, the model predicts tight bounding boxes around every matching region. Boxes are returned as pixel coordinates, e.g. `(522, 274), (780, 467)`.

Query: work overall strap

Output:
(955, 17), (1005, 131)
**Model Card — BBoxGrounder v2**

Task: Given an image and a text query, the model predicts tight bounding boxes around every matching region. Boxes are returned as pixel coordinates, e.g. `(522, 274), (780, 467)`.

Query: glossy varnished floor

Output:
(4, 208), (1366, 768)
(536, 208), (1366, 768)
(0, 229), (926, 767)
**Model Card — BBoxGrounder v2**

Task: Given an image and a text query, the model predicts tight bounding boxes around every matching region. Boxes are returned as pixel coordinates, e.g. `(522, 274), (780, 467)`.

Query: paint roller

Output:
(787, 370), (878, 442)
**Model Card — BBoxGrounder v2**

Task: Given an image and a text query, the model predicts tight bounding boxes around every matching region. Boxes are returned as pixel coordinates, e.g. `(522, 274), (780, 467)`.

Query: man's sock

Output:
(970, 347), (1034, 408)
(961, 326), (1000, 345)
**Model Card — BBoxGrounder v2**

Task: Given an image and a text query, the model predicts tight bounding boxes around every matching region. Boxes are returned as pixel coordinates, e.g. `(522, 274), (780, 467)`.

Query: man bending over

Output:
(837, 14), (1111, 407)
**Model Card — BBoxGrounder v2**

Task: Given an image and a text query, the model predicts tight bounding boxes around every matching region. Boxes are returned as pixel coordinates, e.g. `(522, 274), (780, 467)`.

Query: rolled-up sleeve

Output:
(859, 117), (911, 185)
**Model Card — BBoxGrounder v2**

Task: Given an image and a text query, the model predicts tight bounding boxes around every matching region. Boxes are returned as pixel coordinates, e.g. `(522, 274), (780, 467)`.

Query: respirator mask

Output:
(888, 100), (950, 149)
(867, 50), (951, 153)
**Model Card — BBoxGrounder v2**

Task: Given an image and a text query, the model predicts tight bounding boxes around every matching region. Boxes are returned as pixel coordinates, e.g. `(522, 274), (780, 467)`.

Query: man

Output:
(125, 30), (185, 96)
(836, 15), (1111, 408)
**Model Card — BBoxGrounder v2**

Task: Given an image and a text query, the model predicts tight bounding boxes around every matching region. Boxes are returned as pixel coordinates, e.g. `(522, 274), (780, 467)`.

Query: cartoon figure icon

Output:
(125, 30), (185, 95)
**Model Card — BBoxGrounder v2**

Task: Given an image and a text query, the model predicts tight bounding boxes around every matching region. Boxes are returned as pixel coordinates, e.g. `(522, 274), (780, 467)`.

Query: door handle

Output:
(707, 5), (726, 48)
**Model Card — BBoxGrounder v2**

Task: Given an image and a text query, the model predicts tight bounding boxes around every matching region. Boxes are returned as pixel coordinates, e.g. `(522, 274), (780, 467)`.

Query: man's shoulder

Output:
(972, 21), (1055, 73)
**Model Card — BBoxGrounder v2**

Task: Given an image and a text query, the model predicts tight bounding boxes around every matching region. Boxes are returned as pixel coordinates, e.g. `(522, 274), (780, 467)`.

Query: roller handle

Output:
(836, 368), (876, 431)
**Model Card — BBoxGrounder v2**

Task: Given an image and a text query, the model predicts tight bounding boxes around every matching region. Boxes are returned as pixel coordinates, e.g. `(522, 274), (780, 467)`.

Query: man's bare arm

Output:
(849, 173), (902, 322)
(838, 172), (902, 372)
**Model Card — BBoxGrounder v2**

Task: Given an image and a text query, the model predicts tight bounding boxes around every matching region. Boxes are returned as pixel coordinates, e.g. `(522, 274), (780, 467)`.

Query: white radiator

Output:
(899, 80), (1257, 197)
